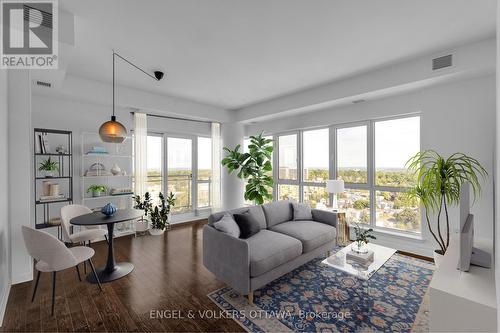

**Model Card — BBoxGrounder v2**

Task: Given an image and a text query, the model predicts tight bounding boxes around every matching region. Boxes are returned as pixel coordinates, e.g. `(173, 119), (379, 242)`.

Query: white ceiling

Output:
(60, 0), (496, 110)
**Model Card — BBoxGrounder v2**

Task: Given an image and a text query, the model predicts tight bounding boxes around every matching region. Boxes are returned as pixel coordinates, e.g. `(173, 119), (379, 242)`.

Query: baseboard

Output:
(0, 282), (11, 328)
(11, 271), (32, 285)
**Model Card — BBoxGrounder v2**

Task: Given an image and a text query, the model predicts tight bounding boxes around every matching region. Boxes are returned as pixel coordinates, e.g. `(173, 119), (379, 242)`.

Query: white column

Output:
(0, 65), (11, 327)
(221, 122), (245, 210)
(8, 70), (33, 284)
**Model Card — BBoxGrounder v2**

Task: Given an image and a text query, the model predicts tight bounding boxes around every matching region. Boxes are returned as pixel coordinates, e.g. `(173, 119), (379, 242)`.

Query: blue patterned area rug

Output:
(208, 252), (434, 333)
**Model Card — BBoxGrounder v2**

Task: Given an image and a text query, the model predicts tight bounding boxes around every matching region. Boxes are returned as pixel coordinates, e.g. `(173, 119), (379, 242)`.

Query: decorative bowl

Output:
(101, 203), (117, 216)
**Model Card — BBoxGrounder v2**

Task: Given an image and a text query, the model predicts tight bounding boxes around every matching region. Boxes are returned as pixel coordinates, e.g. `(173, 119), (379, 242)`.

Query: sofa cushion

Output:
(209, 205), (267, 230)
(234, 211), (260, 239)
(262, 200), (293, 227)
(213, 213), (240, 238)
(270, 221), (336, 253)
(246, 230), (302, 277)
(292, 202), (313, 221)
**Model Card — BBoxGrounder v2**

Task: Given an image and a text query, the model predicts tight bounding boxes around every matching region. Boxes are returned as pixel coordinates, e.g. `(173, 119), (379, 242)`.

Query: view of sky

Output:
(375, 116), (420, 169)
(147, 136), (212, 171)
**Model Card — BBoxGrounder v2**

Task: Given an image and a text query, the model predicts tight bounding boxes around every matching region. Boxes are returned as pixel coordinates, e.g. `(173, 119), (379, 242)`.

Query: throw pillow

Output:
(233, 211), (260, 239)
(292, 202), (313, 221)
(213, 213), (241, 238)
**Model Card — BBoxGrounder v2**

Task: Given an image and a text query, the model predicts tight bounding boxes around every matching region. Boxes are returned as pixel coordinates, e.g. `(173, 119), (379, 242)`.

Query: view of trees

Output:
(277, 167), (420, 232)
(146, 168), (212, 213)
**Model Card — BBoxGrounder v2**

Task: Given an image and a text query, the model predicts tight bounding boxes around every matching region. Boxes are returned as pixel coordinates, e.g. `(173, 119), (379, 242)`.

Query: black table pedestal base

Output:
(86, 262), (134, 283)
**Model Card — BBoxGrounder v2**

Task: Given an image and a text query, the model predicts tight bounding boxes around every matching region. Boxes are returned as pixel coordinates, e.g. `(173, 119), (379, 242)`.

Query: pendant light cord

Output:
(112, 52), (115, 118)
(111, 51), (160, 119)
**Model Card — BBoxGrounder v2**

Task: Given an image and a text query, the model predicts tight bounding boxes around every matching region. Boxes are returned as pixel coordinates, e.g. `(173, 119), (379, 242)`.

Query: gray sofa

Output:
(203, 200), (337, 302)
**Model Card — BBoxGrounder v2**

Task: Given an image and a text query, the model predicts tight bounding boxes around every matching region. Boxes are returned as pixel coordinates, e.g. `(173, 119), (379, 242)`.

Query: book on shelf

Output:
(39, 194), (65, 201)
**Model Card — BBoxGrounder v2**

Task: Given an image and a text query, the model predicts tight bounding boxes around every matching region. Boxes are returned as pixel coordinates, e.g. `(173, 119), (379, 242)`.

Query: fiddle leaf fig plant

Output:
(221, 133), (273, 205)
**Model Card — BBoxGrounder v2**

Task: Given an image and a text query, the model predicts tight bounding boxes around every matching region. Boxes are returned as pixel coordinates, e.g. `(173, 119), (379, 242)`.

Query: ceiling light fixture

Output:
(99, 52), (165, 143)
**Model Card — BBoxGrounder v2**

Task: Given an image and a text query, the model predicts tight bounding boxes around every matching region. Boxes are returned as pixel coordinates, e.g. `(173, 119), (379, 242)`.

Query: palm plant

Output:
(221, 133), (273, 204)
(406, 150), (487, 255)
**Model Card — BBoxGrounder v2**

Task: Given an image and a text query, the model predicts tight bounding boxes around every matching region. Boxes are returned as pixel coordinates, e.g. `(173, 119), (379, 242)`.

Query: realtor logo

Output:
(1, 0), (58, 68)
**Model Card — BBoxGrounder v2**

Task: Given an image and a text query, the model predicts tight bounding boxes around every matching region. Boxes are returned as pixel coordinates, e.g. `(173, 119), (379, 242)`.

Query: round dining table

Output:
(70, 208), (142, 283)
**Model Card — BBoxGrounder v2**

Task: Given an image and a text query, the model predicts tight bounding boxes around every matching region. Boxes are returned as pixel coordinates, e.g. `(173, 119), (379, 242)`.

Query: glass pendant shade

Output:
(99, 115), (127, 143)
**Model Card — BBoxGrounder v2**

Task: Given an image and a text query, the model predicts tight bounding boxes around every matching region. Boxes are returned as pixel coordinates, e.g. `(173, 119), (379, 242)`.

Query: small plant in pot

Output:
(352, 223), (376, 254)
(133, 192), (152, 232)
(87, 184), (108, 197)
(38, 157), (59, 177)
(149, 192), (176, 236)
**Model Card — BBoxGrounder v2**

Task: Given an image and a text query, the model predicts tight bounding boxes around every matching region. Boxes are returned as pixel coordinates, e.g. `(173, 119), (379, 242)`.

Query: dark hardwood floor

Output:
(1, 221), (244, 332)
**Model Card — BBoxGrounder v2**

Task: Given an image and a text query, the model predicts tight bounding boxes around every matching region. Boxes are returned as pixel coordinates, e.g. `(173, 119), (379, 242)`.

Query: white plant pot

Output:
(351, 241), (368, 254)
(135, 218), (149, 232)
(149, 228), (165, 236)
(433, 250), (445, 267)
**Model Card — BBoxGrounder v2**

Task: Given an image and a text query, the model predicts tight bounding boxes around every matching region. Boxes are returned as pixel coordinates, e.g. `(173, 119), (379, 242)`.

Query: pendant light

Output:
(99, 52), (164, 143)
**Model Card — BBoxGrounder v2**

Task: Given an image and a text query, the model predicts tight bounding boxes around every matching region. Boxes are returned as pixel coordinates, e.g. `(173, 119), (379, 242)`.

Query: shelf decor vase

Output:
(101, 203), (117, 217)
(111, 163), (122, 176)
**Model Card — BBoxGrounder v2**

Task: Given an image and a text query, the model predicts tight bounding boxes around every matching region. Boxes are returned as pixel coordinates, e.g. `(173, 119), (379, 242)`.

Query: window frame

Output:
(272, 113), (422, 235)
(147, 132), (213, 216)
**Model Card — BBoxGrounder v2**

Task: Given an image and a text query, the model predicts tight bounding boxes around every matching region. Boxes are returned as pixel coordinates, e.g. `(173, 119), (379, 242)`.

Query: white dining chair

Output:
(61, 204), (108, 244)
(22, 226), (102, 315)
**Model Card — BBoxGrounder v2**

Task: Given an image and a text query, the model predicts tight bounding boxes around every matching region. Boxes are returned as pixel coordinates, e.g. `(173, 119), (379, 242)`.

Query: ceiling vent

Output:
(432, 54), (452, 70)
(34, 80), (51, 88)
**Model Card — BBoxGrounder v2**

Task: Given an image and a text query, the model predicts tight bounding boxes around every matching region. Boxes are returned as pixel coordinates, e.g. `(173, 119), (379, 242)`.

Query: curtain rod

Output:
(130, 111), (213, 124)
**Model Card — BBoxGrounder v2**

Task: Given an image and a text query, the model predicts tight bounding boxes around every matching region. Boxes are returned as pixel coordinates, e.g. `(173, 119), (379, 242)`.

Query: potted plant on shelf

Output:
(38, 157), (59, 177)
(221, 133), (273, 204)
(87, 184), (108, 197)
(406, 150), (487, 266)
(352, 223), (376, 254)
(149, 192), (176, 236)
(133, 192), (152, 232)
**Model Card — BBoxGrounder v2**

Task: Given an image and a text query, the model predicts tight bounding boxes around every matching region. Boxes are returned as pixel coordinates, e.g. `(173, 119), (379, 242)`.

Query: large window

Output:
(273, 115), (421, 234)
(278, 134), (298, 180)
(167, 137), (192, 213)
(303, 129), (329, 182)
(146, 135), (163, 204)
(197, 137), (212, 208)
(337, 125), (367, 183)
(374, 117), (420, 231)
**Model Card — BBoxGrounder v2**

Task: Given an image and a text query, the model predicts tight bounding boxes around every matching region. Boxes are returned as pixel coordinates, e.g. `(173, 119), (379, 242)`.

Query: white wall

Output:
(0, 70), (11, 327)
(8, 70), (33, 285)
(495, 2), (499, 327)
(221, 122), (245, 210)
(247, 75), (496, 256)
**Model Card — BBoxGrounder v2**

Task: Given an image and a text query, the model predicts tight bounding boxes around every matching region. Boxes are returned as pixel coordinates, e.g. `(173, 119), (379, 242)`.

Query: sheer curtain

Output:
(211, 122), (222, 211)
(134, 113), (148, 196)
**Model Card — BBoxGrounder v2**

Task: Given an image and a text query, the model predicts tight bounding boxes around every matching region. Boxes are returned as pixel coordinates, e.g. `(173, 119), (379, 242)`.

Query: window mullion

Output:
(368, 120), (376, 228)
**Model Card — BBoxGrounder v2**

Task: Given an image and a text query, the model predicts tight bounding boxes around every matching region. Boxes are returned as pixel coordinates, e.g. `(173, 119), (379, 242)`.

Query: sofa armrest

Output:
(311, 209), (337, 227)
(202, 225), (251, 294)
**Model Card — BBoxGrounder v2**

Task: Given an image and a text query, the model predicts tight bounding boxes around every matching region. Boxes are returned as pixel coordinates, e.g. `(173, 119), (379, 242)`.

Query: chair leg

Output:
(51, 272), (56, 316)
(88, 259), (102, 291)
(75, 264), (82, 282)
(83, 243), (87, 274)
(104, 235), (108, 244)
(31, 270), (41, 302)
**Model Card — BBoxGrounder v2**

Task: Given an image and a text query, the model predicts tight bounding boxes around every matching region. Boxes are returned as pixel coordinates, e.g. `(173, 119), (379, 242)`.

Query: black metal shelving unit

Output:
(33, 128), (73, 237)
